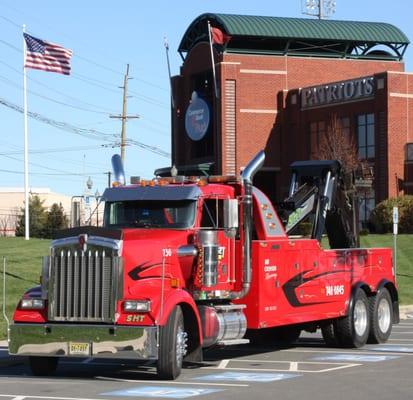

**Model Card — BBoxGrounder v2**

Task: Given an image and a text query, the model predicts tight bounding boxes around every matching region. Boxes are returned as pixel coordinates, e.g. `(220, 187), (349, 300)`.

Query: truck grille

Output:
(48, 248), (120, 323)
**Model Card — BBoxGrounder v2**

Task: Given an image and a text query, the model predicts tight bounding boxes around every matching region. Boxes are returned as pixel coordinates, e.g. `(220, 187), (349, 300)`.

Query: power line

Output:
(0, 96), (171, 158)
(0, 168), (104, 176)
(0, 145), (103, 156)
(0, 60), (117, 114)
(0, 74), (112, 116)
(0, 139), (109, 170)
(0, 153), (104, 176)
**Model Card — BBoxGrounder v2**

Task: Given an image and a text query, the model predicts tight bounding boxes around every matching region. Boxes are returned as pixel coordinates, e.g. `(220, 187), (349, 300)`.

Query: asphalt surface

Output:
(1, 316), (413, 400)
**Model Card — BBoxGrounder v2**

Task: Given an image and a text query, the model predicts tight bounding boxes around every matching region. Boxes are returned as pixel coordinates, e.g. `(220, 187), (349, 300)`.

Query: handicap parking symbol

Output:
(102, 386), (223, 399)
(195, 372), (301, 382)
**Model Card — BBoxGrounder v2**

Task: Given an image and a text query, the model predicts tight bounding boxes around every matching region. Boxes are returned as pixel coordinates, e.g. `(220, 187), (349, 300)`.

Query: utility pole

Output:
(110, 64), (139, 165)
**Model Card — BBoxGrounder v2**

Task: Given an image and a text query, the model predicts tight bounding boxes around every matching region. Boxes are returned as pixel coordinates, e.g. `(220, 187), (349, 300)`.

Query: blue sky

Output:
(0, 0), (412, 197)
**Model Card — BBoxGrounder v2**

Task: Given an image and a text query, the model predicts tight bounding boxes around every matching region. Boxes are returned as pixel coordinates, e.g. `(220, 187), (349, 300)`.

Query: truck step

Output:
(217, 338), (250, 346)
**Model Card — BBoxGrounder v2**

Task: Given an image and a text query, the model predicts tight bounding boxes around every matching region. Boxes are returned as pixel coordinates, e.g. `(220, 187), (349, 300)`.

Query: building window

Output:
(310, 121), (325, 158)
(359, 190), (375, 229)
(357, 114), (375, 159)
(406, 143), (413, 161)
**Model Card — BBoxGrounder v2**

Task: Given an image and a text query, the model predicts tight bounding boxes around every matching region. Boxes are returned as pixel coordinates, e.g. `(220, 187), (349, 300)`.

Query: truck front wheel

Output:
(29, 356), (59, 376)
(157, 305), (188, 380)
(336, 288), (370, 348)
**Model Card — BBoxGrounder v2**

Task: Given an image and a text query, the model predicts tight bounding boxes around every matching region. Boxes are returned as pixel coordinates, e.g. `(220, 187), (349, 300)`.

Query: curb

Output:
(400, 305), (413, 320)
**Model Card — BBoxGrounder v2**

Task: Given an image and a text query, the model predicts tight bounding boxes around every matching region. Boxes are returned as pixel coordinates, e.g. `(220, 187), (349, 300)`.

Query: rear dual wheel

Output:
(335, 288), (370, 348)
(368, 288), (393, 344)
(332, 287), (393, 348)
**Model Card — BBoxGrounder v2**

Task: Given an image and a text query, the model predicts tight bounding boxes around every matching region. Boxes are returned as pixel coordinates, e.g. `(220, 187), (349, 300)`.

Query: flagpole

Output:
(22, 25), (30, 240)
(207, 21), (218, 99)
(163, 36), (175, 109)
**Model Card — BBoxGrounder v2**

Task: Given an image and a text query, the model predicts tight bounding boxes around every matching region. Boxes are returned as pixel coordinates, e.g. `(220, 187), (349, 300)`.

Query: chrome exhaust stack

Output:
(230, 150), (265, 299)
(111, 154), (126, 186)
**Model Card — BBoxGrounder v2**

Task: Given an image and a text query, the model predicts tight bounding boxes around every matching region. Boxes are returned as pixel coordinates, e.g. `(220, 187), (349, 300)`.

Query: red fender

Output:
(155, 288), (203, 344)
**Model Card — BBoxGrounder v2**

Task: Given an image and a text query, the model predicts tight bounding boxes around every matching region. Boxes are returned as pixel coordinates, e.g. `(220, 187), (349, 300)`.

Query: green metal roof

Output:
(178, 13), (409, 60)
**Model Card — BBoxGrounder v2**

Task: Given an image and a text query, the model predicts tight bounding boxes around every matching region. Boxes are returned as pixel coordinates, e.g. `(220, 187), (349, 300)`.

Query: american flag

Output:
(24, 33), (72, 75)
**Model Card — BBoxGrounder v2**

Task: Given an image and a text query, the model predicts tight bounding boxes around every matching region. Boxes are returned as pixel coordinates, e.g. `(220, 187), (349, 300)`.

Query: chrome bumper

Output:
(9, 323), (158, 360)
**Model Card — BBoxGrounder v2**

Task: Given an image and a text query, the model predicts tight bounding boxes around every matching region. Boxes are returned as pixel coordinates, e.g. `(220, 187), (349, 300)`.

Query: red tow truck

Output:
(9, 151), (398, 379)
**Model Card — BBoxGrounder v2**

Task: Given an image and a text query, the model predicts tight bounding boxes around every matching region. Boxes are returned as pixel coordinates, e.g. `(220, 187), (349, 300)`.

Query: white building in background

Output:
(0, 187), (103, 236)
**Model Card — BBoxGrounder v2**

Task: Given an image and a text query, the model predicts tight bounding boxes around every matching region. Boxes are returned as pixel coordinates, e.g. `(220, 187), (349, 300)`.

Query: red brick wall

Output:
(172, 47), (409, 201)
(386, 72), (413, 197)
(219, 53), (403, 172)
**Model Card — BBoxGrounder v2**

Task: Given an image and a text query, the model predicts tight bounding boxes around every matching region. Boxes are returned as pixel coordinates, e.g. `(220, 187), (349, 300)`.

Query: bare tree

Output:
(317, 114), (359, 175)
(0, 214), (12, 236)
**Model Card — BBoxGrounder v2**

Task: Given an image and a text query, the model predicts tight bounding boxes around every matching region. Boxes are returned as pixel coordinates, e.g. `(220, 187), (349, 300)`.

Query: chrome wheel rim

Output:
(378, 298), (391, 334)
(354, 299), (368, 337)
(175, 326), (188, 367)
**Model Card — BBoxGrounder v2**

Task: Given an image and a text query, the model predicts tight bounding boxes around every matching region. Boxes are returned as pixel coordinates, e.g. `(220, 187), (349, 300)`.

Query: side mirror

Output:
(224, 199), (239, 230)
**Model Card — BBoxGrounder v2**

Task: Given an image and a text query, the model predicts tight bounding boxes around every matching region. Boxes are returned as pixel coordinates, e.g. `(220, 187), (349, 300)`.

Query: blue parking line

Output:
(312, 354), (400, 362)
(369, 346), (413, 353)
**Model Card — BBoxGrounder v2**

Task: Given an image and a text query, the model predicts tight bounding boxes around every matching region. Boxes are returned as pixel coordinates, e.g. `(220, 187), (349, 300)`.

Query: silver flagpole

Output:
(22, 25), (30, 240)
(163, 36), (175, 109)
(207, 21), (218, 99)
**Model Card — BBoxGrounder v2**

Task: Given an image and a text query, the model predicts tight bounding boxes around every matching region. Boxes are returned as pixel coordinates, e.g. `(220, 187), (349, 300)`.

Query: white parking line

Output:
(203, 364), (359, 373)
(289, 362), (298, 371)
(95, 376), (249, 387)
(217, 359), (230, 369)
(0, 396), (104, 400)
(202, 359), (361, 373)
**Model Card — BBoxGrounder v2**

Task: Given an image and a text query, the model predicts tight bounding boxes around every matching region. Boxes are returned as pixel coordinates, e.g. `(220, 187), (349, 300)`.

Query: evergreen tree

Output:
(45, 203), (69, 238)
(15, 195), (47, 238)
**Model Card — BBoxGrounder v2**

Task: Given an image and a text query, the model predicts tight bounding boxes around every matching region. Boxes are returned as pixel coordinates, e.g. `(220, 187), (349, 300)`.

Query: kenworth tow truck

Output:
(9, 151), (398, 379)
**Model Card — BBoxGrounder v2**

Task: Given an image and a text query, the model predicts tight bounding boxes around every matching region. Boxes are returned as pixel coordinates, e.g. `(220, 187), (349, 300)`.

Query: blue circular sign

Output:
(185, 92), (210, 141)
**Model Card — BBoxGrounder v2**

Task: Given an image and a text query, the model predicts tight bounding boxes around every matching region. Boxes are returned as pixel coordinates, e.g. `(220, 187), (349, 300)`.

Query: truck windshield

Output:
(104, 200), (197, 229)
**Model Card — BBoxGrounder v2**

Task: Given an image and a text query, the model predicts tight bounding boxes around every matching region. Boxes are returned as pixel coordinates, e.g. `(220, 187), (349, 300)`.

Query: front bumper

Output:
(9, 323), (158, 360)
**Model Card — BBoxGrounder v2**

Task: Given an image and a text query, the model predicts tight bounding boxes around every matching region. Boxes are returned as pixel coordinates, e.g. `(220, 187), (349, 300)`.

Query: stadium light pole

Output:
(302, 0), (336, 19)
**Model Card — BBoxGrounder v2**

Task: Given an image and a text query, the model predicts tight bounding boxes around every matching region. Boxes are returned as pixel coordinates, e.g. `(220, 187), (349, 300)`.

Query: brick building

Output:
(169, 13), (412, 226)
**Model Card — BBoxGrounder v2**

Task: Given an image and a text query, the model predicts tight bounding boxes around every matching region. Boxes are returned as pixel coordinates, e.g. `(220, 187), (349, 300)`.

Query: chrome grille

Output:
(48, 247), (120, 322)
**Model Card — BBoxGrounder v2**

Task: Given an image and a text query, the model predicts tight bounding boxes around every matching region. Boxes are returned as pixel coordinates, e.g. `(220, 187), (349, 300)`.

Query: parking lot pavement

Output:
(0, 319), (412, 400)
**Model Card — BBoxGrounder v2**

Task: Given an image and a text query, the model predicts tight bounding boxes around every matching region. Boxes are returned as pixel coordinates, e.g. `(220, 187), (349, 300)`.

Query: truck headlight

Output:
(123, 300), (151, 312)
(20, 298), (45, 310)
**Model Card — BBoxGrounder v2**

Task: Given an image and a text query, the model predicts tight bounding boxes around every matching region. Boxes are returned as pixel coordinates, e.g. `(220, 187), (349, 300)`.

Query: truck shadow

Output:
(202, 337), (326, 362)
(0, 338), (329, 380)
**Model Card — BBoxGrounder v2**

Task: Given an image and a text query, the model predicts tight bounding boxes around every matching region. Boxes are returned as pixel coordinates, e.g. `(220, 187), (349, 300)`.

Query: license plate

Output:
(69, 342), (90, 355)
